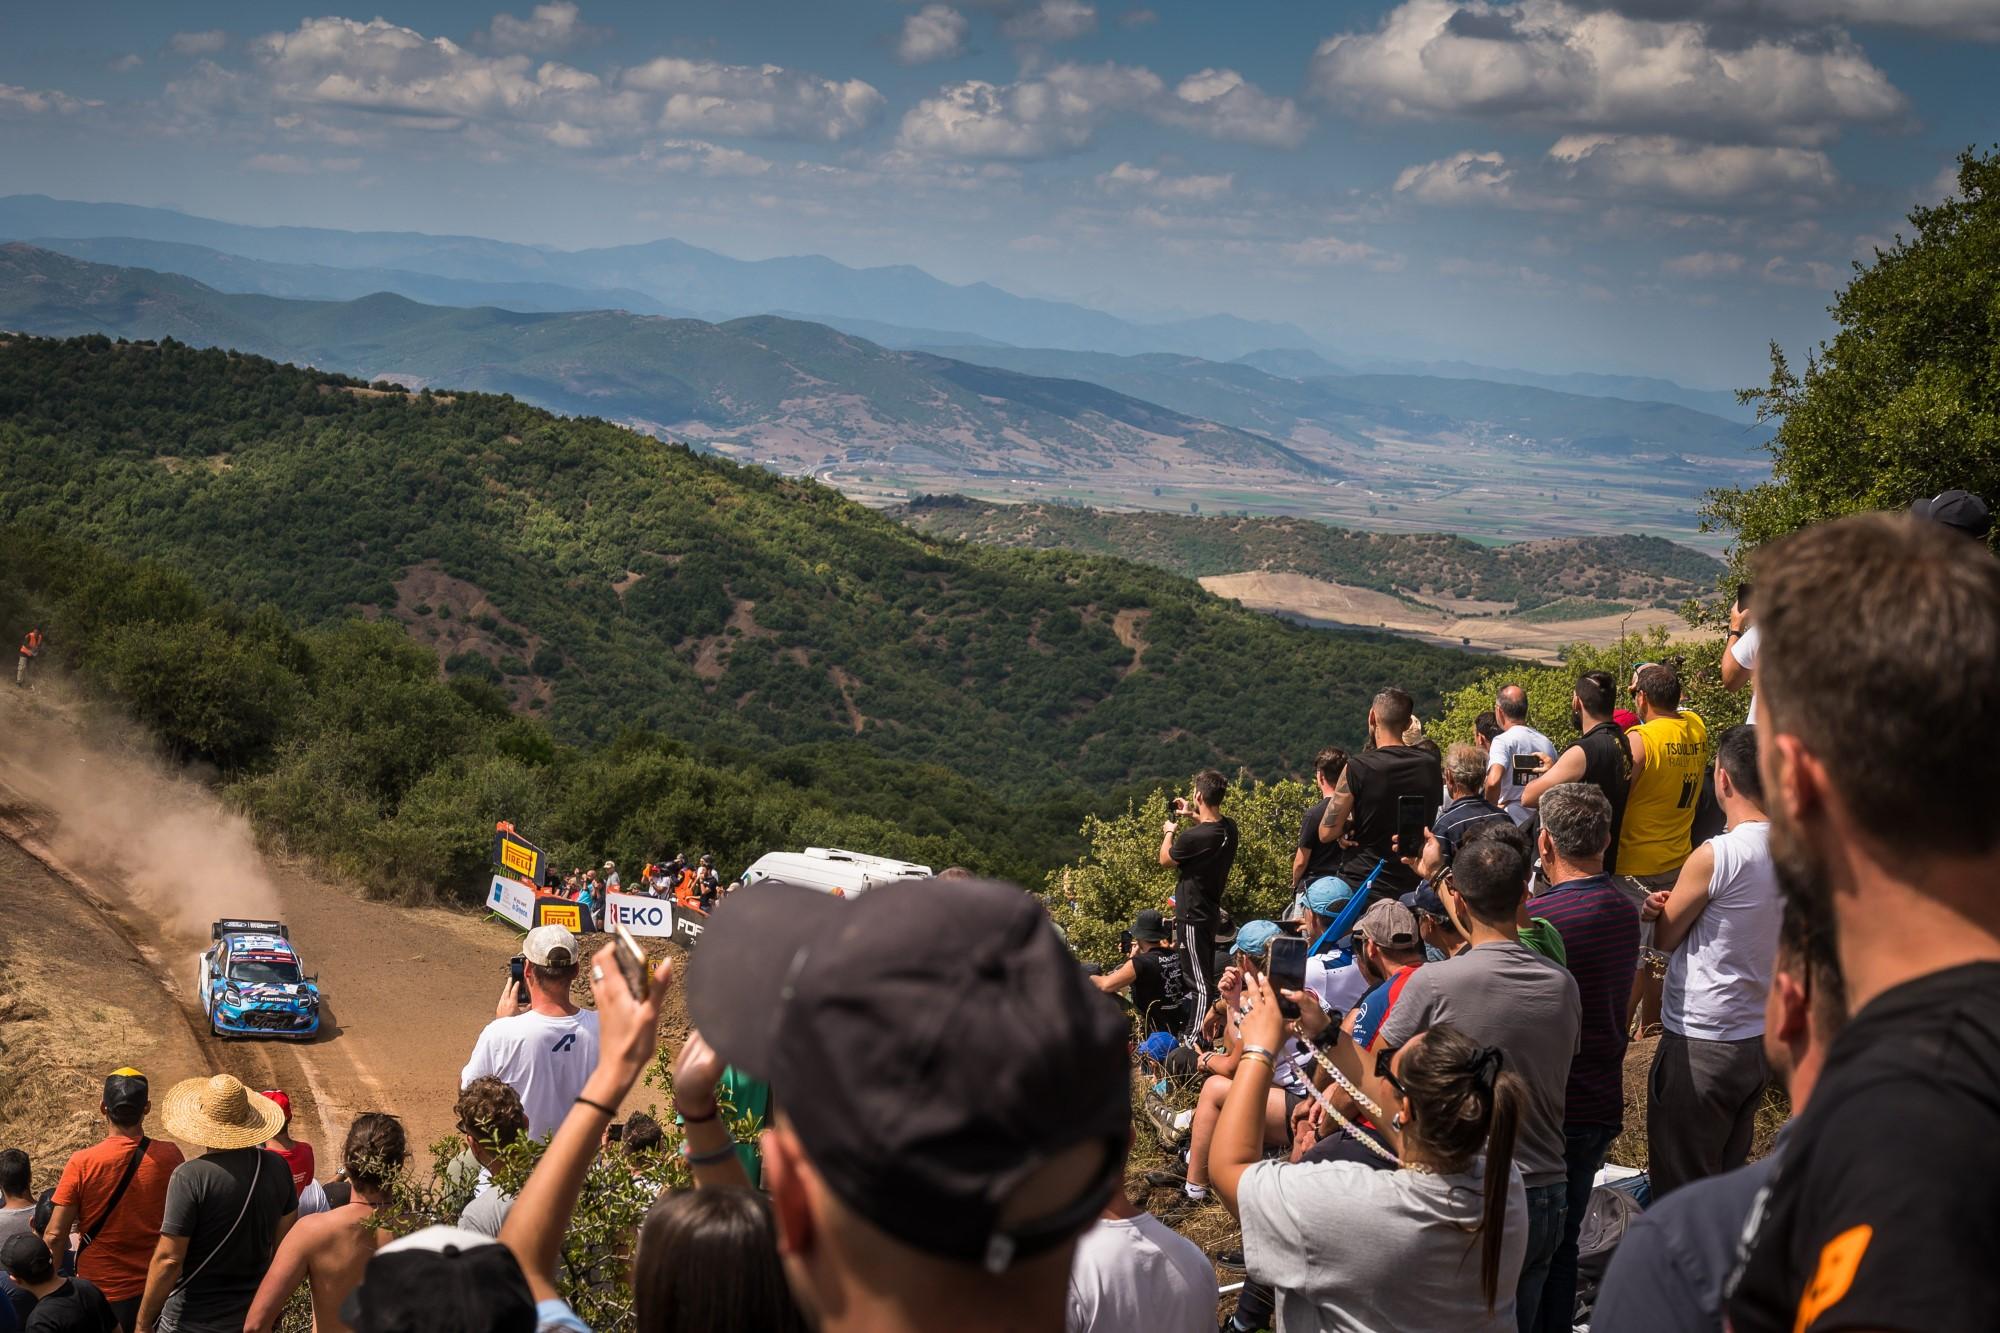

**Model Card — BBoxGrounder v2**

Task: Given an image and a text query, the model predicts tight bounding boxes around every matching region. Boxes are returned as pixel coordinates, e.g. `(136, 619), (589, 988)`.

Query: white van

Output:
(733, 847), (934, 898)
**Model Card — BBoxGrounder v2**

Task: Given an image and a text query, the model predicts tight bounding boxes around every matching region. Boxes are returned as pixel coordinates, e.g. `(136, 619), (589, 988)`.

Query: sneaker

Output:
(1214, 1248), (1244, 1269)
(1143, 1168), (1186, 1190)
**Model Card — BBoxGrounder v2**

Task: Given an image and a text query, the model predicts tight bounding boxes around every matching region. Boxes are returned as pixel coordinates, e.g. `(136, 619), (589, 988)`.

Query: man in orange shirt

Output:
(44, 1071), (184, 1333)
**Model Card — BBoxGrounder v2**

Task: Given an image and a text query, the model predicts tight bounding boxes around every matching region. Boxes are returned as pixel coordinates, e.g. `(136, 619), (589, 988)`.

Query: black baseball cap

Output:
(688, 878), (1130, 1273)
(0, 1234), (53, 1283)
(1911, 489), (1992, 540)
(341, 1226), (536, 1333)
(104, 1067), (149, 1115)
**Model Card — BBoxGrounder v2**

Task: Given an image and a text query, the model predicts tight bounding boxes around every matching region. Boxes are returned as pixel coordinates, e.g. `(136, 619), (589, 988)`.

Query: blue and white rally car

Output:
(198, 919), (321, 1040)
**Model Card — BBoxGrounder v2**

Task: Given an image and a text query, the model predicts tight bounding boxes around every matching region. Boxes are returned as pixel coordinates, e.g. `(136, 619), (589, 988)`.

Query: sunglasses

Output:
(1374, 1045), (1409, 1101)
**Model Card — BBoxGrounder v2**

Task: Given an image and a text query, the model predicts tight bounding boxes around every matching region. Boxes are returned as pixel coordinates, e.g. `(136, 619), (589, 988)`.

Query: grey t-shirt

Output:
(1377, 941), (1580, 1187)
(458, 1171), (515, 1239)
(1064, 1212), (1214, 1333)
(0, 1204), (35, 1243)
(1238, 1155), (1527, 1333)
(158, 1148), (297, 1333)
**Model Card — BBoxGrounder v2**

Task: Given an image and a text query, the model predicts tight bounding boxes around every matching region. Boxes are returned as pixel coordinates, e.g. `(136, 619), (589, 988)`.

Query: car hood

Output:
(226, 983), (318, 1005)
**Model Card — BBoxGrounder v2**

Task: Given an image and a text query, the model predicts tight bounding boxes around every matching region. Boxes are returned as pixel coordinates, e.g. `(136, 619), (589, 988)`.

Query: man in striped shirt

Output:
(1524, 782), (1640, 1333)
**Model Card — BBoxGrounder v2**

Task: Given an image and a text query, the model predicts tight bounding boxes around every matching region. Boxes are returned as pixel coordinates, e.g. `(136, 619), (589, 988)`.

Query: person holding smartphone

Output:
(461, 927), (600, 1140)
(1719, 583), (1759, 725)
(1484, 686), (1558, 825)
(1159, 770), (1238, 1032)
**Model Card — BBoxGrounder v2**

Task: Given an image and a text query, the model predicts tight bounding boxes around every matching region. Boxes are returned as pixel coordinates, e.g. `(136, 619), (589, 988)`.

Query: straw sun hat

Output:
(161, 1074), (287, 1149)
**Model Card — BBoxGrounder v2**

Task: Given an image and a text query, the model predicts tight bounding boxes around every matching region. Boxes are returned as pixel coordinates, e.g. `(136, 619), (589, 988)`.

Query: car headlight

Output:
(223, 987), (243, 1007)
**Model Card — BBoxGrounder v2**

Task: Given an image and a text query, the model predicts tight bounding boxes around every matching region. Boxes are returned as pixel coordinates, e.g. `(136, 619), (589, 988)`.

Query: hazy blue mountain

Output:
(923, 343), (1768, 459)
(24, 235), (683, 315)
(1338, 357), (1754, 422)
(1234, 347), (1349, 378)
(0, 194), (1320, 361)
(0, 244), (1325, 479)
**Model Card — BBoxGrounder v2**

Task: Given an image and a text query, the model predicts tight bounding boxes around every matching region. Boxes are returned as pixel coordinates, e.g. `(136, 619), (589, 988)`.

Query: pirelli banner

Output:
(491, 827), (549, 887)
(533, 896), (592, 934)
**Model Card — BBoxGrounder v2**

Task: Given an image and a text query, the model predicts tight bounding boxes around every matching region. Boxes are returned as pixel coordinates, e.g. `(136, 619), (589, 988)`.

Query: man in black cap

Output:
(689, 877), (1131, 1333)
(1909, 487), (1991, 541)
(3, 1234), (118, 1333)
(1089, 907), (1189, 1036)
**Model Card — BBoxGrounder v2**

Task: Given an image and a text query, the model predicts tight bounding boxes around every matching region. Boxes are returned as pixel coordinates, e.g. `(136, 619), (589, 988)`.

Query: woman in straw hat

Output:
(135, 1076), (297, 1333)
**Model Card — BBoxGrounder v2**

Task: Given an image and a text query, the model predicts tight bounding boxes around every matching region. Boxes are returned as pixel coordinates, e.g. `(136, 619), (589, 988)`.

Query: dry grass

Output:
(1611, 1033), (1790, 1171)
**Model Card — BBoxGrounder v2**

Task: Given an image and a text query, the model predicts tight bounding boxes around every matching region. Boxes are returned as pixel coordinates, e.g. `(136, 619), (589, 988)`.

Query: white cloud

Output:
(320, 155), (364, 171)
(486, 2), (594, 52)
(1548, 133), (1839, 202)
(898, 5), (969, 64)
(170, 30), (229, 56)
(1438, 256), (1560, 287)
(1119, 7), (1159, 26)
(0, 84), (99, 115)
(629, 138), (774, 176)
(1157, 68), (1310, 148)
(1309, 0), (1906, 145)
(1098, 161), (1235, 200)
(1759, 254), (1843, 287)
(110, 54), (144, 73)
(1283, 234), (1402, 270)
(1662, 249), (1745, 277)
(1394, 149), (1515, 204)
(1003, 0), (1099, 43)
(898, 61), (1304, 158)
(245, 152), (311, 173)
(624, 57), (884, 141)
(1569, 0), (2000, 41)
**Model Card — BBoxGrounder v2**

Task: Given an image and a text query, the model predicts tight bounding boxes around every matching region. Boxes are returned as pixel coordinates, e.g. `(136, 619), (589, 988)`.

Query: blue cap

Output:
(1303, 876), (1356, 917)
(1400, 881), (1448, 920)
(1234, 919), (1282, 959)
(1138, 1032), (1179, 1065)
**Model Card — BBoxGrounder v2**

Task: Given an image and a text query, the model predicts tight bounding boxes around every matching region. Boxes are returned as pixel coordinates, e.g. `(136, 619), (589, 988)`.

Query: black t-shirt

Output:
(1169, 817), (1238, 923)
(1296, 797), (1345, 887)
(159, 1148), (298, 1332)
(7, 1285), (36, 1329)
(1129, 947), (1189, 1036)
(1339, 745), (1442, 895)
(1725, 962), (2000, 1332)
(23, 1279), (115, 1333)
(1572, 721), (1631, 874)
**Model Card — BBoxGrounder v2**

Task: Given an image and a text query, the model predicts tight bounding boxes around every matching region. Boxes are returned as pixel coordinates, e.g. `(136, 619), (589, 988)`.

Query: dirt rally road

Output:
(0, 687), (524, 1167)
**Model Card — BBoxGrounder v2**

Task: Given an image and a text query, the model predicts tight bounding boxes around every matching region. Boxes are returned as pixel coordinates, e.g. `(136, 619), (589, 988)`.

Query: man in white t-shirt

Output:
(1065, 1184), (1212, 1333)
(460, 925), (601, 1139)
(1485, 685), (1559, 825)
(1640, 724), (1780, 1197)
(1720, 588), (1760, 724)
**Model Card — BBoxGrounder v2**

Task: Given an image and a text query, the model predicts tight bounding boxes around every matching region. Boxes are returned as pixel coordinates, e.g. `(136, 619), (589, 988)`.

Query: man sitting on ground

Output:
(1065, 1166), (1213, 1333)
(2, 1235), (117, 1333)
(689, 876), (1131, 1333)
(1642, 724), (1782, 1198)
(1304, 900), (1425, 1017)
(1090, 909), (1188, 1037)
(461, 925), (599, 1139)
(245, 1114), (407, 1333)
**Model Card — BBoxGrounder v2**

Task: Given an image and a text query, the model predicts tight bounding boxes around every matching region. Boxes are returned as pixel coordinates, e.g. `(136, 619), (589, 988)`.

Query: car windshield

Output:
(229, 959), (302, 986)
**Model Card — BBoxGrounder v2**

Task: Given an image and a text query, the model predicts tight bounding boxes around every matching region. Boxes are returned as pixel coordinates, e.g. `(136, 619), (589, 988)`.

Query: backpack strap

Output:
(78, 1137), (149, 1251)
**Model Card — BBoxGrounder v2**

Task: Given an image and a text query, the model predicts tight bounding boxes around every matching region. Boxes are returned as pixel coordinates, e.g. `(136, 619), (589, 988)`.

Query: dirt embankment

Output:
(0, 684), (529, 1178)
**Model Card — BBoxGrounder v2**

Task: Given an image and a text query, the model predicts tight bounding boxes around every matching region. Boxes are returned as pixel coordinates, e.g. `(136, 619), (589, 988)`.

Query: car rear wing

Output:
(211, 918), (288, 940)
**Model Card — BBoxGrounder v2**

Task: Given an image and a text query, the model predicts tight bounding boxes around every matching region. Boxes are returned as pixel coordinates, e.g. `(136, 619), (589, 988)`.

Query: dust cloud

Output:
(0, 683), (281, 943)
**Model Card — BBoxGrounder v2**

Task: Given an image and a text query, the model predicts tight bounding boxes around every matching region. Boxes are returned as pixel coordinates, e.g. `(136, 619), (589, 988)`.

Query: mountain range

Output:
(0, 244), (1323, 480)
(0, 194), (1315, 362)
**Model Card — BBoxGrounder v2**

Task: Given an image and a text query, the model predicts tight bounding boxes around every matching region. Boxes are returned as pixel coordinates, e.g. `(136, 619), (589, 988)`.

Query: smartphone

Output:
(1736, 581), (1752, 610)
(607, 1122), (625, 1143)
(1266, 935), (1307, 1019)
(611, 922), (650, 997)
(1510, 753), (1540, 784)
(508, 955), (529, 1006)
(1118, 929), (1134, 955)
(1395, 794), (1430, 861)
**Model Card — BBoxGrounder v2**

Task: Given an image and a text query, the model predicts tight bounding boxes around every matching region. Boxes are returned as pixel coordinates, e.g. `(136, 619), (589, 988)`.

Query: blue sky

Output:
(3, 0), (1993, 385)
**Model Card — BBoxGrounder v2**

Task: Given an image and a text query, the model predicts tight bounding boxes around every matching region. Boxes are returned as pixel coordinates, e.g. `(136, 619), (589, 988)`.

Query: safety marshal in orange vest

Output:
(16, 627), (42, 687)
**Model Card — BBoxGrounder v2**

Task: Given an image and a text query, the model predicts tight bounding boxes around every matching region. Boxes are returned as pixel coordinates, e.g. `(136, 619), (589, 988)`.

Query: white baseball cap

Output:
(522, 924), (578, 967)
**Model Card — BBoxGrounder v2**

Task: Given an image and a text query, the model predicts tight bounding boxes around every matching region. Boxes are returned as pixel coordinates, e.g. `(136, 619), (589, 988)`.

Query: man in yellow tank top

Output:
(1620, 663), (1709, 1032)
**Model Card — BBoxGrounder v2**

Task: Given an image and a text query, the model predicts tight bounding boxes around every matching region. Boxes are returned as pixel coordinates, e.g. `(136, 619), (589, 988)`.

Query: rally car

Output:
(197, 920), (321, 1040)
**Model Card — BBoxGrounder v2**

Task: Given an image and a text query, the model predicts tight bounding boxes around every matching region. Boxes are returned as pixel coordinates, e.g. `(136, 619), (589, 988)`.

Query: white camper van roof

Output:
(735, 847), (934, 898)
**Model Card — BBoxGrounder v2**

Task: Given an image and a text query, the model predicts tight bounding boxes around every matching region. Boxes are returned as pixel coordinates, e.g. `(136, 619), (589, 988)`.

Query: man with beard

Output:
(1725, 513), (2000, 1333)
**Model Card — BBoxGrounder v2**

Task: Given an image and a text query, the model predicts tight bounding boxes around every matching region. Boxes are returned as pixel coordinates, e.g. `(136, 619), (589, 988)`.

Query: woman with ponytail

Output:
(1211, 972), (1528, 1332)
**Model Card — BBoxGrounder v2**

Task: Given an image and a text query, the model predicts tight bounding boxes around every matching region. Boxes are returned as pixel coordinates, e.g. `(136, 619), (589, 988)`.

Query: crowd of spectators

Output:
(2, 500), (1995, 1333)
(549, 854), (726, 919)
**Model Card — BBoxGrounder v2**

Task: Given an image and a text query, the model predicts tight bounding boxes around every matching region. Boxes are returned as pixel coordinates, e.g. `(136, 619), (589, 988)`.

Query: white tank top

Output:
(1663, 821), (1783, 1041)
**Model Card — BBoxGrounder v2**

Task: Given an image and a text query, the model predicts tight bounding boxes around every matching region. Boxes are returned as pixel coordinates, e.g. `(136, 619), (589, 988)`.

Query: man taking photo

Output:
(1159, 770), (1238, 1027)
(460, 926), (600, 1139)
(1090, 908), (1189, 1037)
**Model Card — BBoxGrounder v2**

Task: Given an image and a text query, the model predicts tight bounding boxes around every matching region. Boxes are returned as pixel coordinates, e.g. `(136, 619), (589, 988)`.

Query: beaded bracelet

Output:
(684, 1139), (739, 1167)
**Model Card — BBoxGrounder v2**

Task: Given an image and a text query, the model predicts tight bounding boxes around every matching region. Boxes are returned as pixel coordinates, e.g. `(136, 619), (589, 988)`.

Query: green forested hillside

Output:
(899, 496), (1722, 610)
(0, 244), (1320, 479)
(0, 335), (1484, 794)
